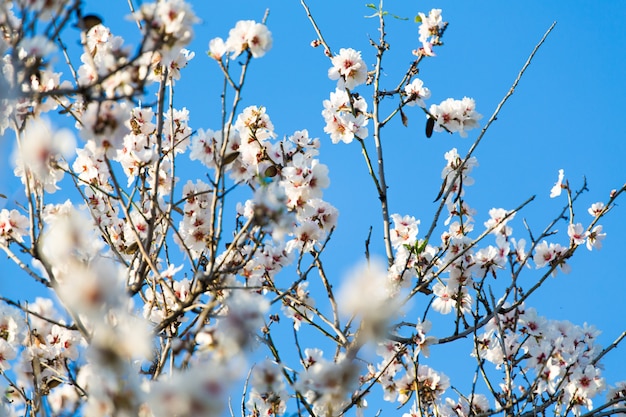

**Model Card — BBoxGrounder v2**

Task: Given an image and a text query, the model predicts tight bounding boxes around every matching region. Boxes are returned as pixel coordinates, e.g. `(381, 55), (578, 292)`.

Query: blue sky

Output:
(1, 0), (625, 412)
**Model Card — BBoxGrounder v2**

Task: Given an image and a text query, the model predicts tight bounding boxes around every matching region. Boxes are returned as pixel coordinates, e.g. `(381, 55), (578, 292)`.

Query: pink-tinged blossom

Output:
(177, 179), (212, 258)
(535, 241), (570, 275)
(413, 319), (437, 359)
(226, 20), (272, 58)
(80, 100), (131, 157)
(286, 220), (323, 253)
(404, 78), (430, 107)
(135, 0), (199, 64)
(328, 48), (367, 89)
(387, 245), (418, 290)
(0, 209), (29, 244)
(282, 153), (330, 207)
(166, 48), (194, 84)
(568, 223), (588, 246)
(432, 282), (453, 314)
(282, 281), (314, 330)
(76, 24), (133, 96)
(0, 305), (25, 358)
(390, 213), (420, 249)
(47, 383), (80, 415)
(163, 107), (191, 154)
(484, 207), (515, 238)
(72, 141), (111, 191)
(402, 404), (423, 417)
(588, 201), (605, 217)
(432, 281), (472, 315)
(564, 364), (605, 414)
(288, 129), (320, 155)
(586, 225), (606, 251)
(322, 88), (369, 144)
(208, 36), (227, 60)
(606, 381), (626, 414)
(416, 9), (445, 56)
(511, 238), (530, 267)
(550, 169), (565, 198)
(429, 97), (482, 138)
(444, 394), (490, 417)
(397, 364), (449, 406)
(247, 182), (294, 241)
(475, 244), (508, 277)
(441, 148), (478, 198)
(22, 68), (72, 116)
(518, 307), (548, 337)
(444, 200), (476, 226)
(300, 199), (339, 231)
(533, 240), (563, 269)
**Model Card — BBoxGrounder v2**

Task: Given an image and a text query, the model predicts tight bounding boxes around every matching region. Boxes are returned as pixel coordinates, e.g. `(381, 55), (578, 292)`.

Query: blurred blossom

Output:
(13, 118), (75, 193)
(337, 258), (402, 340)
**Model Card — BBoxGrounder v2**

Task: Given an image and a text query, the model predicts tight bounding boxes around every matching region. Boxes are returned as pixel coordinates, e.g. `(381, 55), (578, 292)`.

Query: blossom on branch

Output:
(322, 88), (369, 144)
(404, 78), (431, 107)
(328, 47), (367, 89)
(226, 20), (272, 58)
(429, 97), (482, 138)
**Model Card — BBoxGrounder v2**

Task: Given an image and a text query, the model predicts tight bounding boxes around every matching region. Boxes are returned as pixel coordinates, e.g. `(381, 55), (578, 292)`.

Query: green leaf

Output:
(416, 239), (429, 255)
(414, 15), (422, 23)
(365, 3), (377, 9)
(391, 14), (408, 21)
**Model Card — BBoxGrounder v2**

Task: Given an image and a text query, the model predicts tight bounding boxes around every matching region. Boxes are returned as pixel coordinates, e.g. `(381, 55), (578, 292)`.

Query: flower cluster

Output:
(474, 305), (606, 415)
(416, 8), (446, 56)
(322, 88), (369, 144)
(429, 97), (482, 138)
(12, 118), (76, 193)
(208, 20), (272, 59)
(373, 338), (451, 410)
(295, 349), (362, 416)
(0, 3), (623, 417)
(246, 359), (289, 416)
(134, 0), (199, 65)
